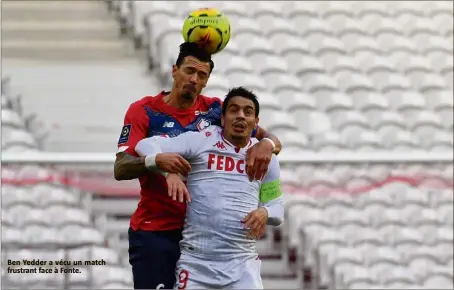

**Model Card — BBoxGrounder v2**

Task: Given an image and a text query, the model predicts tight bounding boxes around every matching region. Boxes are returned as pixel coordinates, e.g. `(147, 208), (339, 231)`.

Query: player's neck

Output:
(223, 133), (249, 149)
(165, 90), (197, 110)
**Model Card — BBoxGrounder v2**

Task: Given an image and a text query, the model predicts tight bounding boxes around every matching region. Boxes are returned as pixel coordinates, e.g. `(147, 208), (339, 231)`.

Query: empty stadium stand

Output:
(2, 1), (453, 289)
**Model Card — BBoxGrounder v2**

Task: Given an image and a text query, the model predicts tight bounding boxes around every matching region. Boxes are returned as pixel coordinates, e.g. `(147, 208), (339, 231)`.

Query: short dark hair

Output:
(222, 87), (260, 117)
(175, 42), (214, 72)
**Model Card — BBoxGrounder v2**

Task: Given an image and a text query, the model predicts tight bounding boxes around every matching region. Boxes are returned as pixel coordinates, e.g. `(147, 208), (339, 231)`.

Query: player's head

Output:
(172, 42), (214, 101)
(221, 87), (260, 144)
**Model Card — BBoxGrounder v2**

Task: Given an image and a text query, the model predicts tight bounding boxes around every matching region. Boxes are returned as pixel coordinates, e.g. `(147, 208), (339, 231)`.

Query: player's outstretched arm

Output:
(135, 131), (204, 175)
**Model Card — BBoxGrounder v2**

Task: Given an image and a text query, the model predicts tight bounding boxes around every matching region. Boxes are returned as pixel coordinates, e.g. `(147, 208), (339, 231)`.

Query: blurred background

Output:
(1, 1), (453, 289)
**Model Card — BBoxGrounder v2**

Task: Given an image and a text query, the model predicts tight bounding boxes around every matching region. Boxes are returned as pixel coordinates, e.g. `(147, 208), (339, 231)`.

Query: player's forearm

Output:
(135, 137), (162, 157)
(135, 138), (164, 172)
(114, 152), (149, 180)
(255, 126), (282, 155)
(262, 196), (284, 226)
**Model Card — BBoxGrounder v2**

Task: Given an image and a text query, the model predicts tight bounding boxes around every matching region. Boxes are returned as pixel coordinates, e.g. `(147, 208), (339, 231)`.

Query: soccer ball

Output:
(182, 8), (231, 55)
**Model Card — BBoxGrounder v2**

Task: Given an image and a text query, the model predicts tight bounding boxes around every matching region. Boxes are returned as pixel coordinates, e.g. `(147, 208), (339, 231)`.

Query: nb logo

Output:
(163, 121), (174, 128)
(213, 141), (227, 150)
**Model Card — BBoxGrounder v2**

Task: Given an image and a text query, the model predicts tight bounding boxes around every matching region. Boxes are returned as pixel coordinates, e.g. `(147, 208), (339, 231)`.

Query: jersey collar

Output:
(221, 130), (253, 152)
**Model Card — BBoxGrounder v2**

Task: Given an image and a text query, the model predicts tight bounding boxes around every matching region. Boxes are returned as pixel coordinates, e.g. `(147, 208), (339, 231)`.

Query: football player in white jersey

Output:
(135, 87), (284, 289)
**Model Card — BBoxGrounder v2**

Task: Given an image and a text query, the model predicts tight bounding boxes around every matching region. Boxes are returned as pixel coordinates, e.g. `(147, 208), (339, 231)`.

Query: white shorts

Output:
(174, 253), (263, 289)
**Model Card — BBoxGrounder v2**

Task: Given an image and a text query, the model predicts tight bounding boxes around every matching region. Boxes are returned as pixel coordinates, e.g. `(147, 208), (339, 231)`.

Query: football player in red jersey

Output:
(114, 42), (282, 289)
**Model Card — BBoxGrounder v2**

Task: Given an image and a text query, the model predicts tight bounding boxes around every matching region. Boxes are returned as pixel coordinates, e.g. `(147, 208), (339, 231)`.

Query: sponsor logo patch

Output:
(197, 119), (211, 131)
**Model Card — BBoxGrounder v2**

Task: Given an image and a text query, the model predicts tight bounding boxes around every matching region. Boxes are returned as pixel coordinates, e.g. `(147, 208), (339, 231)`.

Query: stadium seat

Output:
(232, 17), (263, 38)
(292, 111), (332, 136)
(277, 129), (310, 152)
(341, 33), (383, 54)
(297, 17), (334, 39)
(319, 53), (361, 75)
(291, 55), (325, 79)
(217, 1), (248, 19)
(413, 34), (453, 54)
(2, 226), (23, 244)
(227, 71), (267, 92)
(35, 185), (79, 207)
(133, 2), (177, 47)
(352, 91), (390, 112)
(433, 12), (454, 36)
(264, 73), (302, 94)
(257, 16), (299, 37)
(361, 14), (403, 36)
(2, 109), (25, 128)
(398, 14), (439, 37)
(251, 55), (289, 76)
(326, 15), (367, 38)
(213, 55), (254, 74)
(204, 73), (231, 93)
(2, 127), (37, 149)
(385, 90), (426, 113)
(334, 71), (375, 94)
(370, 71), (413, 93)
(306, 34), (348, 56)
(23, 225), (59, 244)
(317, 92), (353, 113)
(239, 37), (275, 57)
(48, 205), (91, 227)
(259, 110), (298, 133)
(60, 225), (105, 246)
(271, 34), (311, 58)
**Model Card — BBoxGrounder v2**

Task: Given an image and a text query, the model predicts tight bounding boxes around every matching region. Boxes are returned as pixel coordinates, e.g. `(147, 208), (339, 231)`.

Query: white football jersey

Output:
(135, 126), (283, 260)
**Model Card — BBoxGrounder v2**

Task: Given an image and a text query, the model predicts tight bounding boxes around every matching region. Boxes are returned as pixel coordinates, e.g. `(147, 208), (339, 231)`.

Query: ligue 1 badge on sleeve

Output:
(118, 124), (132, 144)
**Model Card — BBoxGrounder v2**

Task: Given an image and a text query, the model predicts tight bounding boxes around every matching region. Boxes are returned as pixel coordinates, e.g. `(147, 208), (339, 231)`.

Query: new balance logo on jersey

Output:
(163, 121), (174, 128)
(207, 153), (245, 174)
(213, 141), (226, 150)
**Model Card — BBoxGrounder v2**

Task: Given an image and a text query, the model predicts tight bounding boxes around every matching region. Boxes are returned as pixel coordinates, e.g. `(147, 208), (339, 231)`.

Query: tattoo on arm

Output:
(114, 152), (148, 180)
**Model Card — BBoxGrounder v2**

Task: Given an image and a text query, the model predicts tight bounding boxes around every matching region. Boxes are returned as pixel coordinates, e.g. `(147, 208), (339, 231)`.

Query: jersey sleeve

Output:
(117, 102), (149, 157)
(135, 130), (204, 160)
(259, 155), (284, 226)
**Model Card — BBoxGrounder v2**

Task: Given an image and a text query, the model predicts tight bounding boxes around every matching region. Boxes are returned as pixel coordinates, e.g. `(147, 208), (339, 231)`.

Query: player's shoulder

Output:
(130, 93), (163, 108)
(186, 125), (222, 139)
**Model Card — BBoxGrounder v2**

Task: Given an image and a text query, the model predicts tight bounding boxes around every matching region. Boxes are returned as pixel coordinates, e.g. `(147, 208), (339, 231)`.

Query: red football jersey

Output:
(117, 91), (223, 231)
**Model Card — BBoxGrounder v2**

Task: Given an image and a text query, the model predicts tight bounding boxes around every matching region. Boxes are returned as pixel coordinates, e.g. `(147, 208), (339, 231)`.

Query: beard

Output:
(181, 84), (197, 100)
(181, 91), (194, 100)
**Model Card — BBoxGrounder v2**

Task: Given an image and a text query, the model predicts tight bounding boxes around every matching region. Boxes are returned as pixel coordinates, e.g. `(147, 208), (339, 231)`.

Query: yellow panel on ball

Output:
(182, 8), (231, 55)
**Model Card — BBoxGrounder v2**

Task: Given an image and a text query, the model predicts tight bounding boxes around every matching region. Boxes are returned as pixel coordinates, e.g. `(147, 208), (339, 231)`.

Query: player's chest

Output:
(147, 109), (221, 137)
(196, 148), (249, 176)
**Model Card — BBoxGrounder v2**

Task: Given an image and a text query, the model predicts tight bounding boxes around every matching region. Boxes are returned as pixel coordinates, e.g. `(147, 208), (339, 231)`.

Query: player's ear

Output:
(254, 117), (259, 128)
(172, 65), (178, 80)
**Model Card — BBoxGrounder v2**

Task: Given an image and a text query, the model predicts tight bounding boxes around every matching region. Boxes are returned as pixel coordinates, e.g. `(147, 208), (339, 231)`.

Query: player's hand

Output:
(156, 153), (192, 176)
(242, 207), (268, 240)
(166, 173), (191, 203)
(245, 140), (273, 181)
